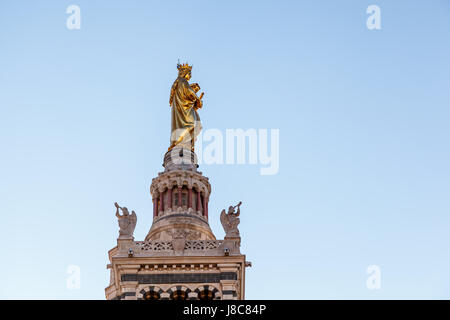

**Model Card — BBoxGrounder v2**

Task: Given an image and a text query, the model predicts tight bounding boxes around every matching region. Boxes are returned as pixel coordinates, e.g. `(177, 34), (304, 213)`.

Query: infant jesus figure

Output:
(190, 83), (204, 110)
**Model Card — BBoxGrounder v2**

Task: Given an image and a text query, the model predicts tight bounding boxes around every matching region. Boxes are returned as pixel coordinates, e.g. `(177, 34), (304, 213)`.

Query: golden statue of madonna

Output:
(168, 62), (204, 151)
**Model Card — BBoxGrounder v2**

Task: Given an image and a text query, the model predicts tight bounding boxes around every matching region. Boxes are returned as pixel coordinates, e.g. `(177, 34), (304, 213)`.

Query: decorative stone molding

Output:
(150, 170), (211, 200)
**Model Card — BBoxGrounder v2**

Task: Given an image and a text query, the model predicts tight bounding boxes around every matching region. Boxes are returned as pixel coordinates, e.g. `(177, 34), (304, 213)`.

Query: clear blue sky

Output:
(1, 0), (449, 299)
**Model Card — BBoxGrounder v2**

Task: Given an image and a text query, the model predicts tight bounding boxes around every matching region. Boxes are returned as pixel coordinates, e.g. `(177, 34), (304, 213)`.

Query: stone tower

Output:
(105, 147), (249, 300)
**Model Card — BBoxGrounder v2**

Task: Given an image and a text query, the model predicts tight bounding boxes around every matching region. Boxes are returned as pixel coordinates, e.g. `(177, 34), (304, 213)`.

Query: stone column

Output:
(188, 187), (192, 209)
(197, 190), (202, 213)
(203, 194), (207, 217)
(177, 186), (182, 208)
(153, 197), (157, 218)
(205, 196), (209, 219)
(159, 190), (164, 213)
(167, 186), (172, 210)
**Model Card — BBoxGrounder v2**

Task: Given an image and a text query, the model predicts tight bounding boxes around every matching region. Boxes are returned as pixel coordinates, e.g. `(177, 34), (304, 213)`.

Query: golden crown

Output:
(177, 62), (192, 72)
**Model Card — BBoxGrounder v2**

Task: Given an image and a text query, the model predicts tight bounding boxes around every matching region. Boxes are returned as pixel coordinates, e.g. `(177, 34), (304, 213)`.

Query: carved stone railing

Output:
(184, 240), (223, 250)
(135, 240), (223, 253)
(136, 241), (174, 251)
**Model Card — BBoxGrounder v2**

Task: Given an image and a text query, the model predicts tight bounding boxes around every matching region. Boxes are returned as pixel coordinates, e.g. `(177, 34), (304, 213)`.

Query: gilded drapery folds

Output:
(168, 63), (203, 151)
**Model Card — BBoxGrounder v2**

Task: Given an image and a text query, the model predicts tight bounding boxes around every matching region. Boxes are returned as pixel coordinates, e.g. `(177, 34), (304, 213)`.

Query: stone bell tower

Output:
(105, 147), (249, 300)
(105, 62), (249, 300)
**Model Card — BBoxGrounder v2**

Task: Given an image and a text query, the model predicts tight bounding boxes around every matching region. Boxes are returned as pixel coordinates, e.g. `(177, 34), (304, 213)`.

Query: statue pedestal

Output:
(163, 147), (198, 172)
(117, 238), (134, 253)
(223, 236), (241, 255)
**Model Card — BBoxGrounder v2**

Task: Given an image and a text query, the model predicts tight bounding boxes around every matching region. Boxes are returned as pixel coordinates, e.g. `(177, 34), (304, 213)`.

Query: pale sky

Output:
(1, 0), (449, 299)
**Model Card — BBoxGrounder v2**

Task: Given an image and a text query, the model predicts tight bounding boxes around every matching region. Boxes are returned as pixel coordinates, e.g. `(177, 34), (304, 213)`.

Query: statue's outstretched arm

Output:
(235, 201), (242, 216)
(114, 202), (121, 218)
